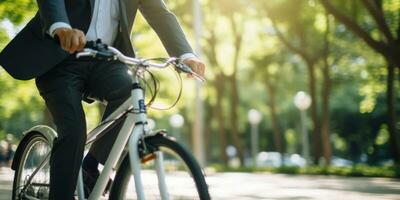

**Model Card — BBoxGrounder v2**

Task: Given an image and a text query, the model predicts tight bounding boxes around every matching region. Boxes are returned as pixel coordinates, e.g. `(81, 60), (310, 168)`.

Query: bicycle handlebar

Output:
(75, 40), (205, 82)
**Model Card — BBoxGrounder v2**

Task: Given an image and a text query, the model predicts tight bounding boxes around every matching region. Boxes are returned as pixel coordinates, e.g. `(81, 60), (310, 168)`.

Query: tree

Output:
(219, 0), (247, 163)
(261, 0), (334, 164)
(199, 0), (248, 163)
(251, 54), (284, 155)
(319, 0), (400, 164)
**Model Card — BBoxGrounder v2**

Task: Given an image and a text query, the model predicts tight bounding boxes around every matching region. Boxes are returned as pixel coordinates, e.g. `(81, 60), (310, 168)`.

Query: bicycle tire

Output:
(12, 132), (52, 200)
(109, 134), (210, 200)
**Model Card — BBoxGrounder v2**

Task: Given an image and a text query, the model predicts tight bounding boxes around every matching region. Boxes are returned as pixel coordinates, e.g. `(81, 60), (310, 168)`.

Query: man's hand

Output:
(183, 57), (205, 78)
(54, 28), (86, 53)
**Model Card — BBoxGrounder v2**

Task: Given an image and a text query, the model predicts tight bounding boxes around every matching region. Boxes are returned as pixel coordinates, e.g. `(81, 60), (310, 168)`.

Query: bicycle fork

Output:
(128, 83), (170, 200)
(128, 127), (170, 200)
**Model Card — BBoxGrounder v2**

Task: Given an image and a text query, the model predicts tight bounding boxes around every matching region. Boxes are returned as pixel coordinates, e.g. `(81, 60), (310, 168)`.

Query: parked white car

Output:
(256, 152), (307, 167)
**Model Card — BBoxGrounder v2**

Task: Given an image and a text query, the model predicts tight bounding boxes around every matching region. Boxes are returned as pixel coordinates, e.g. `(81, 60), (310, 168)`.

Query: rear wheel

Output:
(109, 134), (210, 200)
(12, 132), (51, 200)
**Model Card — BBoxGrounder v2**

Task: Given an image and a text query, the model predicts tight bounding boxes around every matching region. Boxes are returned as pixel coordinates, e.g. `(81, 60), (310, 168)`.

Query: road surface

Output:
(1, 167), (400, 199)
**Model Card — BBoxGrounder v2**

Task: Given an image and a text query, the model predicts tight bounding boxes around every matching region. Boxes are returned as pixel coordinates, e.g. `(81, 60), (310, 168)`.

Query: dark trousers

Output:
(35, 58), (132, 200)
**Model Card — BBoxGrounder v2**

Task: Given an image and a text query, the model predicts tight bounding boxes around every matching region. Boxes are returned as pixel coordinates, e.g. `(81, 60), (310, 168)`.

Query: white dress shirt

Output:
(49, 0), (195, 60)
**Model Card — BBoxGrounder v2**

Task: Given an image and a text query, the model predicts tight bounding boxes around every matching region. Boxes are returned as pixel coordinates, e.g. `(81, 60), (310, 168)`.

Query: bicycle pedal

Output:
(25, 185), (36, 196)
(37, 187), (49, 199)
(141, 153), (156, 163)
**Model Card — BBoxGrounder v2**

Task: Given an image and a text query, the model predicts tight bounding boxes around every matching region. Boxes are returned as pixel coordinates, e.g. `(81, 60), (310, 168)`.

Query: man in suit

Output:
(0, 0), (205, 199)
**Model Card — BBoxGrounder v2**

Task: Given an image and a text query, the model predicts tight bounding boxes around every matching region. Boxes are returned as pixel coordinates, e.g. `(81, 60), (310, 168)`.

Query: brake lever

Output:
(76, 49), (97, 58)
(191, 72), (206, 83)
(175, 62), (206, 83)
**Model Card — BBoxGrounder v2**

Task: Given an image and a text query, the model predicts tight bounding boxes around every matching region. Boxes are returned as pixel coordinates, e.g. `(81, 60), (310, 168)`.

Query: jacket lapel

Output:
(118, 0), (129, 30)
(115, 0), (137, 56)
(89, 0), (95, 16)
(119, 0), (138, 30)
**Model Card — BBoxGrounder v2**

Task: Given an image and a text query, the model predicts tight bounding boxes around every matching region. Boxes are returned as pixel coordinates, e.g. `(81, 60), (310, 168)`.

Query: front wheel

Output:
(12, 132), (52, 200)
(109, 134), (210, 200)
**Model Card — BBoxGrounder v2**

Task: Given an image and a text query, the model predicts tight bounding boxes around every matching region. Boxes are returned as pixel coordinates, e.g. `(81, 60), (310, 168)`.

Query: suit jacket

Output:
(0, 0), (193, 80)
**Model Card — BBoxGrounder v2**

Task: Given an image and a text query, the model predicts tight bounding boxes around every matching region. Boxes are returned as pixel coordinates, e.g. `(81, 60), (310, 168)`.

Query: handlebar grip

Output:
(179, 63), (193, 73)
(85, 39), (106, 49)
(84, 41), (96, 49)
(78, 39), (116, 60)
(175, 62), (205, 83)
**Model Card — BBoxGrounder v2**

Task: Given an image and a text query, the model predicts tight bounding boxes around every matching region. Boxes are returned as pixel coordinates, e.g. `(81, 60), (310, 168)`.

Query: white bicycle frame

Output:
(73, 46), (190, 200)
(72, 70), (168, 200)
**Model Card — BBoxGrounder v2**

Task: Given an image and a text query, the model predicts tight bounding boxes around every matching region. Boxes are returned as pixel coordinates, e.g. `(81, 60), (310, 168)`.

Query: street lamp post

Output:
(294, 91), (311, 165)
(192, 0), (205, 167)
(248, 109), (262, 167)
(169, 114), (185, 142)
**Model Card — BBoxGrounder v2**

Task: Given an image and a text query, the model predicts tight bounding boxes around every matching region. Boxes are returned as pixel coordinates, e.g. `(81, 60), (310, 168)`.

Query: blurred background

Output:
(1, 0), (400, 198)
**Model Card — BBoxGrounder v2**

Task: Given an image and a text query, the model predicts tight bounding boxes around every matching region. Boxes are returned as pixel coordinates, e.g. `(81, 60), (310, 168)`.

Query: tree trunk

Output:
(320, 14), (332, 166)
(203, 24), (231, 164)
(214, 74), (229, 164)
(386, 62), (400, 164)
(265, 81), (283, 154)
(306, 60), (321, 165)
(228, 73), (245, 162)
(228, 15), (245, 163)
(321, 54), (332, 166)
(204, 98), (212, 161)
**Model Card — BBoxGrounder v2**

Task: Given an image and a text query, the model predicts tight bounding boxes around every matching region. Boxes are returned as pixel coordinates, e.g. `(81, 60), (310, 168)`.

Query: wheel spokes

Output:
(16, 137), (51, 199)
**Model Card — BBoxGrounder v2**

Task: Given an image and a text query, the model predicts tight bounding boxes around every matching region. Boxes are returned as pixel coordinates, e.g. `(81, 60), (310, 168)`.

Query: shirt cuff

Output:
(48, 22), (72, 37)
(179, 53), (197, 61)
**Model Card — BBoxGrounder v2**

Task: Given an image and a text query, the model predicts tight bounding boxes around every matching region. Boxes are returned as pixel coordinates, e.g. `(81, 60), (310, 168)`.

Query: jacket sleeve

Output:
(139, 0), (194, 57)
(36, 0), (70, 32)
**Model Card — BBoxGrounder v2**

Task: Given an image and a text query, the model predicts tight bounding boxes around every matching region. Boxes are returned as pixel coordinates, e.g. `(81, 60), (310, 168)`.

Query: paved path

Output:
(0, 167), (13, 200)
(1, 167), (400, 199)
(206, 172), (400, 200)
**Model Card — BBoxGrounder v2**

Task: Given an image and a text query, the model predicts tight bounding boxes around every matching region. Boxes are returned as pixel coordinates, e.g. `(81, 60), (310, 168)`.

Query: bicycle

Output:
(10, 40), (210, 200)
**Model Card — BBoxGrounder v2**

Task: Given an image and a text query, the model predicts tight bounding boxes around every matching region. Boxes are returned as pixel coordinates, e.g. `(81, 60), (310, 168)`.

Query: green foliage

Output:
(300, 165), (399, 178)
(0, 28), (8, 48)
(211, 164), (400, 178)
(0, 0), (39, 139)
(0, 0), (37, 24)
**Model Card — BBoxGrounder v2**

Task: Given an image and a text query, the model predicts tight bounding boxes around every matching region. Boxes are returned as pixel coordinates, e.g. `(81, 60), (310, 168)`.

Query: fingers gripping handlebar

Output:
(77, 40), (116, 60)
